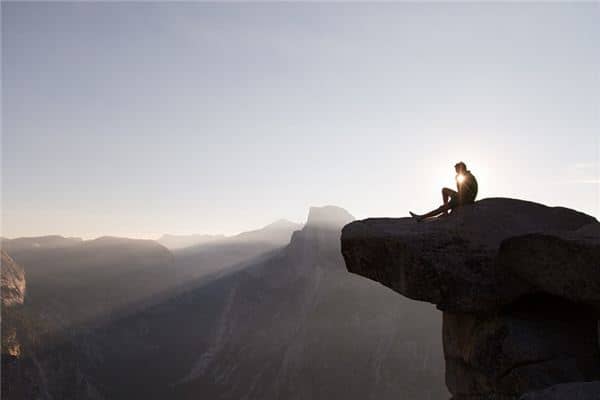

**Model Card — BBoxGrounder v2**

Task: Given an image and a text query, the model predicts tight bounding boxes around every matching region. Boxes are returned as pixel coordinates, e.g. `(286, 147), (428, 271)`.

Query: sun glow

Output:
(423, 149), (495, 204)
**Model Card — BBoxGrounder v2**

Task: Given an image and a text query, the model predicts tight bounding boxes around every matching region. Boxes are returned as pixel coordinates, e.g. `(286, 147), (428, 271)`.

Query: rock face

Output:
(1, 250), (26, 307)
(1, 250), (26, 358)
(518, 381), (600, 400)
(341, 198), (600, 399)
(1, 250), (42, 400)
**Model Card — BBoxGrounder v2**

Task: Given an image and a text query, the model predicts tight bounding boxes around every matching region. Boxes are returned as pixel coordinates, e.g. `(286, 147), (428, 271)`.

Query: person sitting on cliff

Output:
(410, 161), (478, 222)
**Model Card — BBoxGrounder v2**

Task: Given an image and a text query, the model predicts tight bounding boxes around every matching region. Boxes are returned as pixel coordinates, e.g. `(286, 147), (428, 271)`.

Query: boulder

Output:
(341, 198), (597, 314)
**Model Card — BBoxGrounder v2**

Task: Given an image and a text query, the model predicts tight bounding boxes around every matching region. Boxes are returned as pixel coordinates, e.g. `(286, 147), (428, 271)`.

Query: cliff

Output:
(341, 198), (600, 400)
(1, 250), (26, 307)
(2, 250), (26, 359)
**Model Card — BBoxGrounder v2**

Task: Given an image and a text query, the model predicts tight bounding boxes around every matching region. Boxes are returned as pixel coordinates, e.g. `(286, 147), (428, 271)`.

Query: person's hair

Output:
(455, 161), (467, 170)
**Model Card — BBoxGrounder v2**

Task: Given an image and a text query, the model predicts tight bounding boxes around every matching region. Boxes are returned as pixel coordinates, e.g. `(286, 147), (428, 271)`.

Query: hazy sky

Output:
(2, 2), (599, 239)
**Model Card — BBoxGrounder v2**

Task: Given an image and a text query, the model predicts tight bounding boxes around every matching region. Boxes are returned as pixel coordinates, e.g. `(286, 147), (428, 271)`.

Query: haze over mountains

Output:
(168, 219), (303, 285)
(158, 218), (300, 252)
(1, 205), (446, 399)
(158, 234), (226, 250)
(168, 206), (446, 400)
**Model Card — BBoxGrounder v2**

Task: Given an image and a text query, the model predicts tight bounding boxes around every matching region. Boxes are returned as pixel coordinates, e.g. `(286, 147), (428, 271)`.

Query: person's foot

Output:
(409, 211), (423, 222)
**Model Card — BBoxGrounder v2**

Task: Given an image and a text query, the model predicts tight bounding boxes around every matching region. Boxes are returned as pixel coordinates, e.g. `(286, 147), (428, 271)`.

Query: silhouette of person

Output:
(410, 161), (478, 222)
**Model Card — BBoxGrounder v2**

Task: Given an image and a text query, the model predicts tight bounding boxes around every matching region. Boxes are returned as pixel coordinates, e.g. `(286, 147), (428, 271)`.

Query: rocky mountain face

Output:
(1, 250), (26, 307)
(168, 206), (446, 400)
(45, 206), (446, 400)
(1, 250), (47, 400)
(1, 208), (448, 399)
(171, 219), (303, 283)
(341, 198), (600, 400)
(2, 250), (26, 359)
(232, 218), (302, 244)
(3, 236), (176, 329)
(1, 238), (178, 400)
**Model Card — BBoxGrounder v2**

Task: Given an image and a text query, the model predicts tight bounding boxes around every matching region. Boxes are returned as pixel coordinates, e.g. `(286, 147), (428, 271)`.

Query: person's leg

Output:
(410, 187), (457, 221)
(414, 203), (451, 221)
(442, 188), (451, 205)
(442, 188), (457, 215)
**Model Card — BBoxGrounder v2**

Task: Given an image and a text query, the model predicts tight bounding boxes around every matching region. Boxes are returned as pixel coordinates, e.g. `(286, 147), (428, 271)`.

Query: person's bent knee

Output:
(442, 187), (452, 195)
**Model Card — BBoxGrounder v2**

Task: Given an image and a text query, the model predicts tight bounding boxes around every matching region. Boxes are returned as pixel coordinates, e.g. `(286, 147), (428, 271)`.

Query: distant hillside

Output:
(0, 237), (179, 400)
(232, 219), (302, 244)
(2, 209), (446, 399)
(1, 235), (83, 252)
(158, 234), (226, 250)
(159, 219), (301, 251)
(171, 205), (446, 400)
(77, 206), (446, 400)
(2, 236), (176, 330)
(172, 219), (302, 282)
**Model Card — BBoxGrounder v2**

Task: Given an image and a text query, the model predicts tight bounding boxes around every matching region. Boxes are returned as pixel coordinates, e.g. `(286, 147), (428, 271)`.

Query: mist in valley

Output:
(3, 3), (597, 400)
(1, 206), (446, 400)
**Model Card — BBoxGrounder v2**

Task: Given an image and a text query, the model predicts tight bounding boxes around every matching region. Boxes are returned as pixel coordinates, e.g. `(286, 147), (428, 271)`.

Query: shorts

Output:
(449, 194), (475, 208)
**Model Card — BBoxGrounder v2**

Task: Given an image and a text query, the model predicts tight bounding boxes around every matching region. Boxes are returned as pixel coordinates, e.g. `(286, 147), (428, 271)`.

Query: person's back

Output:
(458, 170), (478, 205)
(410, 161), (478, 221)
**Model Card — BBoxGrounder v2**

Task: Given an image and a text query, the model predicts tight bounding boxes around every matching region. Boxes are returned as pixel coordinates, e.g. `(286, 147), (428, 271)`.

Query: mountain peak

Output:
(263, 219), (301, 230)
(233, 219), (302, 244)
(306, 205), (354, 228)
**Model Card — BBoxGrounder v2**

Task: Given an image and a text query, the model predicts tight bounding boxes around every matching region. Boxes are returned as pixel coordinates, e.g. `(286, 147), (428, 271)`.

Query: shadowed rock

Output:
(498, 223), (600, 311)
(444, 307), (600, 398)
(340, 198), (600, 399)
(519, 381), (600, 399)
(341, 198), (596, 314)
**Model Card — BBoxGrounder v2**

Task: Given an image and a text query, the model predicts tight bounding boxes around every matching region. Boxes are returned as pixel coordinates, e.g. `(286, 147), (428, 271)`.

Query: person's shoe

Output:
(409, 212), (422, 222)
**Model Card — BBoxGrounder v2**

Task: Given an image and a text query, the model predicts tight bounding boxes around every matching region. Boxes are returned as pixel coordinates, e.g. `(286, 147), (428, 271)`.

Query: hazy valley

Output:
(1, 206), (446, 400)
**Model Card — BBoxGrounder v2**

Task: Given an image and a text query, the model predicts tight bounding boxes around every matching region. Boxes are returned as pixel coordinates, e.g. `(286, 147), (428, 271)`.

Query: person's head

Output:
(454, 161), (467, 174)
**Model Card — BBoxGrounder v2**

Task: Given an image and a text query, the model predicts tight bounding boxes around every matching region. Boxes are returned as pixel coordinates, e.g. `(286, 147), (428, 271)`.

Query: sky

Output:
(2, 2), (599, 239)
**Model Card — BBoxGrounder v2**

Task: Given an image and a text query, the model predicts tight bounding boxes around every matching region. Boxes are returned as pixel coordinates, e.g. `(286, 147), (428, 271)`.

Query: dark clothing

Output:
(448, 192), (460, 208)
(451, 171), (478, 207)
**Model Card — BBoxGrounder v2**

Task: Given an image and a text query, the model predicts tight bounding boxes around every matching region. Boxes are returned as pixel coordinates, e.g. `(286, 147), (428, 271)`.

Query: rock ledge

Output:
(341, 198), (600, 399)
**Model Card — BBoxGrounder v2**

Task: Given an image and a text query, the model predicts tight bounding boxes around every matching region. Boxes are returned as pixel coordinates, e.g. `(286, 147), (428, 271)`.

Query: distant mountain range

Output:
(158, 234), (226, 250)
(0, 235), (83, 251)
(158, 218), (301, 250)
(2, 236), (175, 331)
(1, 206), (446, 400)
(166, 206), (446, 400)
(171, 219), (303, 283)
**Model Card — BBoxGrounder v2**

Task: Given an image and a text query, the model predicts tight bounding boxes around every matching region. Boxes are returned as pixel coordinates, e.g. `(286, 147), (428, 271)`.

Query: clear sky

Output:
(2, 2), (598, 239)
